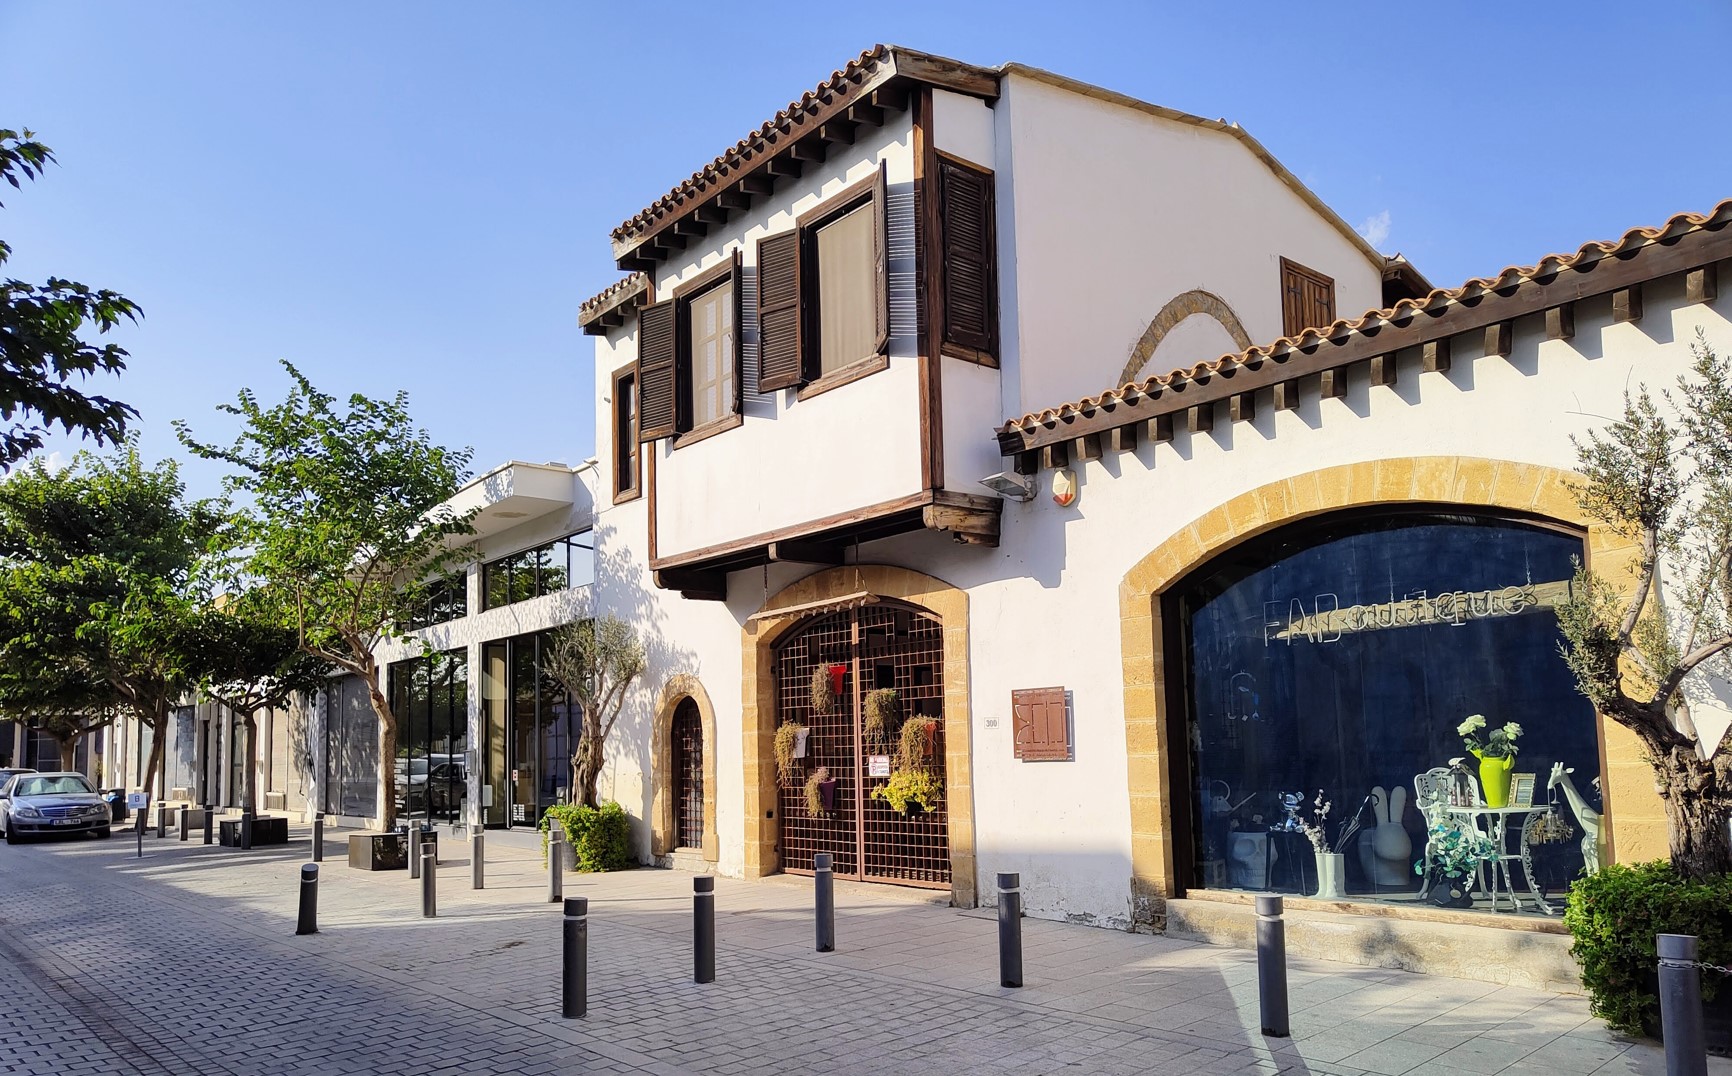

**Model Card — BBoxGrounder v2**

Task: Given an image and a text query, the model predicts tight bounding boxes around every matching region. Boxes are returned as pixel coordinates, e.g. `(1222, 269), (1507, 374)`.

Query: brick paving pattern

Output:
(0, 822), (1720, 1076)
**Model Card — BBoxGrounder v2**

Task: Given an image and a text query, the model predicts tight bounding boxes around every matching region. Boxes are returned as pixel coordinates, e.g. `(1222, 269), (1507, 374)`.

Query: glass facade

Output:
(1178, 510), (1604, 911)
(480, 630), (581, 828)
(481, 533), (594, 611)
(405, 573), (468, 631)
(389, 649), (469, 824)
(323, 674), (380, 817)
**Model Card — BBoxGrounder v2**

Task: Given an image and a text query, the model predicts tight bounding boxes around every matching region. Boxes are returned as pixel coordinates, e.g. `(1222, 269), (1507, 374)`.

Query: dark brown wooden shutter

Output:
(872, 161), (889, 352)
(729, 248), (744, 414)
(757, 230), (802, 391)
(938, 157), (996, 355)
(1279, 257), (1335, 337)
(637, 300), (677, 441)
(1012, 686), (1070, 761)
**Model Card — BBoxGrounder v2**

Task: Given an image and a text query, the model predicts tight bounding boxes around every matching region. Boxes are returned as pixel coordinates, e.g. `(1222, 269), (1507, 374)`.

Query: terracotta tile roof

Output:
(999, 198), (1732, 437)
(610, 45), (894, 245)
(577, 272), (651, 334)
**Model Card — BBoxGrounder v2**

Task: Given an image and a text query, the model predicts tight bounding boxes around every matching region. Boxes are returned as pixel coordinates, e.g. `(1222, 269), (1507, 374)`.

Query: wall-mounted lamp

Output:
(978, 471), (1035, 502)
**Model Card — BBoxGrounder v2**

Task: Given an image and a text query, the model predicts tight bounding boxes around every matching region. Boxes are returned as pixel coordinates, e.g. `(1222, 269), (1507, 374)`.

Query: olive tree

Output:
(541, 616), (645, 809)
(1559, 330), (1732, 879)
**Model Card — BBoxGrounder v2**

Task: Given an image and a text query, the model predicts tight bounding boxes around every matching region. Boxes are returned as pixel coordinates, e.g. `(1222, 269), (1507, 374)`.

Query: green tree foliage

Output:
(1558, 330), (1732, 880)
(541, 616), (645, 809)
(178, 363), (474, 827)
(0, 447), (219, 789)
(0, 130), (139, 468)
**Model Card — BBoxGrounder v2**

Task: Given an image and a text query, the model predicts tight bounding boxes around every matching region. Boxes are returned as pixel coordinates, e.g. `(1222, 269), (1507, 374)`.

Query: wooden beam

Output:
(845, 102), (885, 126)
(1040, 441), (1069, 470)
(1546, 303), (1575, 341)
(1229, 391), (1256, 423)
(1613, 285), (1643, 324)
(672, 218), (706, 239)
(1147, 414), (1173, 443)
(1013, 450), (1038, 476)
(653, 569), (727, 601)
(921, 504), (1000, 546)
(1273, 380), (1300, 411)
(692, 205), (727, 226)
(1422, 338), (1451, 374)
(1320, 367), (1346, 399)
(739, 174), (774, 196)
(1187, 403), (1213, 434)
(789, 139), (828, 164)
(717, 190), (751, 212)
(1073, 433), (1102, 462)
(1369, 354), (1397, 387)
(1484, 321), (1513, 359)
(818, 120), (858, 145)
(764, 156), (804, 180)
(1109, 423), (1140, 453)
(768, 540), (844, 565)
(869, 86), (908, 113)
(1688, 265), (1718, 304)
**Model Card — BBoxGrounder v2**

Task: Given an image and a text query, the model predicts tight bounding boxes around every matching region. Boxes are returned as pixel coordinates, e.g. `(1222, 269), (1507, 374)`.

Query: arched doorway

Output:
(672, 698), (704, 851)
(773, 600), (950, 888)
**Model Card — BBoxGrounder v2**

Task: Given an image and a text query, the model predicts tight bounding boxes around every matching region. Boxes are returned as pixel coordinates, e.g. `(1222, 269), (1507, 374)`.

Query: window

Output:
(405, 572), (467, 631)
(759, 163), (888, 393)
(936, 154), (997, 362)
(481, 532), (594, 610)
(638, 252), (743, 445)
(612, 366), (639, 501)
(1280, 256), (1336, 337)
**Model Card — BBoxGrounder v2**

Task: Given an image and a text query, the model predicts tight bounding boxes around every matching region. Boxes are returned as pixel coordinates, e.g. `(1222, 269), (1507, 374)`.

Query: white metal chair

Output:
(1413, 766), (1485, 881)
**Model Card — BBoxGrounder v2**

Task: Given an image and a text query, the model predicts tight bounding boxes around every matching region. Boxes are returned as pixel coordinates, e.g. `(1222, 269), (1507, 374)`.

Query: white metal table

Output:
(1444, 804), (1555, 915)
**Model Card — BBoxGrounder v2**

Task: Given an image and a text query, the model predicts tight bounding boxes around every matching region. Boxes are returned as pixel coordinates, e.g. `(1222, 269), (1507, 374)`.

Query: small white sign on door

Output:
(867, 755), (891, 778)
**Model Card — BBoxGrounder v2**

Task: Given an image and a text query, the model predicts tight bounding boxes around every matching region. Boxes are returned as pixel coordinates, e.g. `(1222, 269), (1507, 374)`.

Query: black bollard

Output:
(421, 849), (437, 918)
(471, 830), (485, 890)
(135, 810), (143, 859)
(202, 803), (213, 845)
(155, 801), (166, 839)
(1256, 895), (1290, 1037)
(997, 872), (1023, 988)
(410, 832), (422, 879)
(814, 853), (835, 953)
(178, 804), (189, 841)
(1659, 933), (1707, 1076)
(296, 863), (319, 936)
(694, 876), (716, 984)
(547, 834), (564, 904)
(240, 808), (254, 851)
(312, 812), (325, 863)
(562, 896), (588, 1019)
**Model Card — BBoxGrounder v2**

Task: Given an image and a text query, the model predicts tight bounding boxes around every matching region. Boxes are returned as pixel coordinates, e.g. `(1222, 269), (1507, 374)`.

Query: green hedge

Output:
(539, 801), (634, 873)
(1564, 861), (1732, 1036)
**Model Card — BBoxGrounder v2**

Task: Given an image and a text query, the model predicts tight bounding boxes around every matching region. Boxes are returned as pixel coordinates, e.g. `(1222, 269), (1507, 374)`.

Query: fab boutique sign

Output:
(1264, 578), (1572, 646)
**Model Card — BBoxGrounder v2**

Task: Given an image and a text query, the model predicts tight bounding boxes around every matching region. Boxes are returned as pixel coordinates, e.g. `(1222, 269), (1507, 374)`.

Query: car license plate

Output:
(51, 818), (74, 825)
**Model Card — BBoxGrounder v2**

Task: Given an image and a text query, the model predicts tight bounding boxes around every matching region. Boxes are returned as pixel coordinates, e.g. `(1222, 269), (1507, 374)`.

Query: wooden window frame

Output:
(794, 163), (889, 401)
(1279, 256), (1336, 338)
(671, 250), (744, 447)
(934, 150), (999, 367)
(611, 364), (641, 503)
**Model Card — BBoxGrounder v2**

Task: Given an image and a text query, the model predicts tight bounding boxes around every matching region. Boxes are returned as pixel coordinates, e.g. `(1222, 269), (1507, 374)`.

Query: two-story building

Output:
(577, 44), (1732, 981)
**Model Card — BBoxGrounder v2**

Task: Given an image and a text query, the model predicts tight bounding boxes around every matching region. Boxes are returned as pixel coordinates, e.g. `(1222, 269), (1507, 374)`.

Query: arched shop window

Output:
(1174, 509), (1604, 912)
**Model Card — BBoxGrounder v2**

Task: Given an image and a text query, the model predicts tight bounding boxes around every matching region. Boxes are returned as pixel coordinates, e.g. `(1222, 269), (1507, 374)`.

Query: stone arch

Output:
(742, 564), (977, 907)
(1119, 290), (1255, 385)
(1117, 456), (1663, 928)
(650, 673), (718, 863)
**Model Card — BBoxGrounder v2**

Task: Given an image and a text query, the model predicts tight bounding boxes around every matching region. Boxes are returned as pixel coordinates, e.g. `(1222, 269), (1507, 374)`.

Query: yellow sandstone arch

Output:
(650, 673), (718, 863)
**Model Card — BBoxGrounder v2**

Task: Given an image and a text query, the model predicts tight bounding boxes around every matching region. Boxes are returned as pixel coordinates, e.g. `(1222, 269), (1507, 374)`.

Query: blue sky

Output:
(3, 1), (1728, 498)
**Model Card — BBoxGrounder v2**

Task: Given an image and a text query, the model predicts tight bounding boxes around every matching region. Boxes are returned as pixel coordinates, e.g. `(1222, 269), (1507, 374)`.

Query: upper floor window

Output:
(612, 365), (640, 502)
(482, 531), (594, 611)
(686, 274), (736, 428)
(1279, 257), (1336, 337)
(935, 153), (998, 364)
(405, 572), (467, 631)
(637, 253), (743, 445)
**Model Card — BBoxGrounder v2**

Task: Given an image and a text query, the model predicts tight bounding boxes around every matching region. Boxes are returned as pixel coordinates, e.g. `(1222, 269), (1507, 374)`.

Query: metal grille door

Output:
(673, 699), (703, 850)
(775, 601), (949, 888)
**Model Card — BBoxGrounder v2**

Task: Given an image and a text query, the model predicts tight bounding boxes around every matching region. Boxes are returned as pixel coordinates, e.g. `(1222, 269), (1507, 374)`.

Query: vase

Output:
(1478, 753), (1515, 807)
(1313, 851), (1347, 900)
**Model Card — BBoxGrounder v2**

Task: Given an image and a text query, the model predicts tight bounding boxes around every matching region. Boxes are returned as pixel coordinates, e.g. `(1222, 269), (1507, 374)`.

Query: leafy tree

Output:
(1559, 330), (1732, 880)
(0, 130), (139, 467)
(542, 616), (645, 809)
(178, 363), (475, 827)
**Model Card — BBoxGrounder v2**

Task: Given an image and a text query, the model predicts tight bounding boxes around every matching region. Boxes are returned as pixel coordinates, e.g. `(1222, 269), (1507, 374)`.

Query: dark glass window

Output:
(323, 674), (379, 818)
(481, 532), (594, 610)
(1178, 511), (1602, 907)
(388, 649), (469, 824)
(406, 572), (468, 631)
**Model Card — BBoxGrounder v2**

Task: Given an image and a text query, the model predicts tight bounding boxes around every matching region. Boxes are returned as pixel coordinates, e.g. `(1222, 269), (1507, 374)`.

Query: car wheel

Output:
(95, 827), (110, 839)
(5, 825), (22, 845)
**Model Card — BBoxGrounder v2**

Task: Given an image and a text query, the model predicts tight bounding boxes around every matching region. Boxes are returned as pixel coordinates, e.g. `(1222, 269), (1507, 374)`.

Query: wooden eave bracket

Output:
(653, 568), (727, 602)
(578, 277), (653, 336)
(922, 497), (1001, 547)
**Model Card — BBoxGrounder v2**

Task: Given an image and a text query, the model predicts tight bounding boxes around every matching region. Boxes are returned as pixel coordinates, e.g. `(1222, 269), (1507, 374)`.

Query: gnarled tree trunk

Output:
(1655, 743), (1732, 879)
(366, 673), (398, 830)
(56, 733), (77, 772)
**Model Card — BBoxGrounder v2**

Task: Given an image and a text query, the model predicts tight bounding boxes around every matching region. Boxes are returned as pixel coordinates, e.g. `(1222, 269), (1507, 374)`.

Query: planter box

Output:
(348, 831), (407, 871)
(218, 815), (288, 848)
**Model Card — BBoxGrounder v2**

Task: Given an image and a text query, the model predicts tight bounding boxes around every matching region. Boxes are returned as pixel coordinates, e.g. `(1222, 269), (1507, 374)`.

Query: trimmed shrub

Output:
(1564, 860), (1732, 1036)
(540, 801), (635, 873)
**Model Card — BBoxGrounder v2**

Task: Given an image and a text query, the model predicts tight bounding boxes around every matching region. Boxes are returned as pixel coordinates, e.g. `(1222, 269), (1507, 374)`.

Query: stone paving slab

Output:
(0, 821), (1719, 1076)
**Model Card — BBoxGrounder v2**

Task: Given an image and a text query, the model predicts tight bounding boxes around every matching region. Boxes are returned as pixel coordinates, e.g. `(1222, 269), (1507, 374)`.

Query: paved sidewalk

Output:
(0, 821), (1715, 1076)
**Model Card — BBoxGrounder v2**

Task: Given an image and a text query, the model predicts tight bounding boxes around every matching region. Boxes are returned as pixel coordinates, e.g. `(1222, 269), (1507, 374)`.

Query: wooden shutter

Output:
(637, 300), (677, 441)
(937, 157), (997, 356)
(1279, 257), (1336, 338)
(1012, 686), (1070, 761)
(757, 230), (802, 391)
(730, 248), (744, 414)
(872, 161), (889, 352)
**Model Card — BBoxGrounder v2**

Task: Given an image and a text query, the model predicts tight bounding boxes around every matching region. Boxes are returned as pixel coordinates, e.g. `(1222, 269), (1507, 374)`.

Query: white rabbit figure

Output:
(1357, 786), (1416, 887)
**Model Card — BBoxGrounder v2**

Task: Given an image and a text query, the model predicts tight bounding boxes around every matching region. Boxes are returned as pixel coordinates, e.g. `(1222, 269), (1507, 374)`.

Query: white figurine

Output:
(1357, 785), (1414, 887)
(1548, 762), (1602, 874)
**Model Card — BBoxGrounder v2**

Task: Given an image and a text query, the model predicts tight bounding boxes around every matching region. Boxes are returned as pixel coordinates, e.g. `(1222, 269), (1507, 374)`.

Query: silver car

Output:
(0, 771), (112, 842)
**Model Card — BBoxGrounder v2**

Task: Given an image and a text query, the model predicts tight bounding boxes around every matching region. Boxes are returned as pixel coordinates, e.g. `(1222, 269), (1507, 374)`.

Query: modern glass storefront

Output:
(1175, 510), (1605, 913)
(389, 649), (469, 824)
(323, 674), (380, 818)
(480, 630), (581, 828)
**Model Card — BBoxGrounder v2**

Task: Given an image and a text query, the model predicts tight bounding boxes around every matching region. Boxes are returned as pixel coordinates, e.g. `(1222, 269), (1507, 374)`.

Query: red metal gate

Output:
(673, 698), (703, 850)
(774, 600), (949, 888)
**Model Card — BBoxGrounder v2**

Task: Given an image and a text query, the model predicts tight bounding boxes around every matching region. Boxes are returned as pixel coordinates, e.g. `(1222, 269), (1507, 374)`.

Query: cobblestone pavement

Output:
(0, 822), (1717, 1076)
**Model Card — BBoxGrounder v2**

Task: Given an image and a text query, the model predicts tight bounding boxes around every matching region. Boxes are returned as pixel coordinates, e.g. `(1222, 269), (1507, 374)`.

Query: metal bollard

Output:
(562, 896), (588, 1019)
(997, 872), (1023, 988)
(1659, 933), (1708, 1076)
(312, 813), (324, 863)
(155, 802), (166, 839)
(178, 804), (189, 841)
(547, 835), (564, 904)
(202, 804), (213, 845)
(1256, 895), (1290, 1038)
(410, 832), (422, 879)
(694, 876), (716, 984)
(471, 830), (485, 890)
(296, 863), (319, 935)
(815, 853), (835, 953)
(240, 808), (254, 851)
(421, 849), (437, 918)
